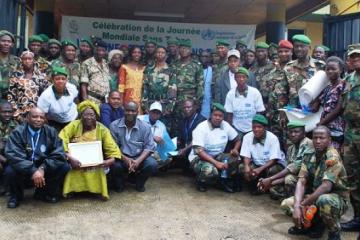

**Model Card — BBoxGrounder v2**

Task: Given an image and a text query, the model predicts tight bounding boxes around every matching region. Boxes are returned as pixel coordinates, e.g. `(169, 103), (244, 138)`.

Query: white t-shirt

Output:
(37, 83), (78, 123)
(240, 130), (283, 166)
(188, 120), (238, 162)
(228, 71), (237, 89)
(224, 86), (265, 133)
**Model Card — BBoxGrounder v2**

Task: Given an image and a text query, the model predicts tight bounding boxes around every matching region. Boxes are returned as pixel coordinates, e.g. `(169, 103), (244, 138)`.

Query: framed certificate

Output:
(68, 141), (104, 167)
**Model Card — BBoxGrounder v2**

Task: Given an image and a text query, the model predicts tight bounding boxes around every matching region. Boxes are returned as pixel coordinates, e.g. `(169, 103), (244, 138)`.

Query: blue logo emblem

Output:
(201, 29), (216, 40)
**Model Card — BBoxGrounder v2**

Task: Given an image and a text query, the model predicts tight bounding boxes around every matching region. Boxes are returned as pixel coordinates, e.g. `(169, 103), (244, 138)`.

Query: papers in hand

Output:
(68, 141), (104, 167)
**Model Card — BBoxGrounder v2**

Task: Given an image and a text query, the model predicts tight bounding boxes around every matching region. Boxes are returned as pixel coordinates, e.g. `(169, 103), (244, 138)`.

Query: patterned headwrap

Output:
(20, 50), (35, 58)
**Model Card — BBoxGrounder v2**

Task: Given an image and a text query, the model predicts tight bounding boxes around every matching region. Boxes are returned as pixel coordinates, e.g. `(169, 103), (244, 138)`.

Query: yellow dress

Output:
(118, 64), (145, 108)
(60, 120), (121, 200)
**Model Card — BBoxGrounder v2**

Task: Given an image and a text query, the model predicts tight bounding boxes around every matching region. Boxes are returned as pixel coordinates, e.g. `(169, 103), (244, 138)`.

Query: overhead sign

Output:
(61, 16), (256, 53)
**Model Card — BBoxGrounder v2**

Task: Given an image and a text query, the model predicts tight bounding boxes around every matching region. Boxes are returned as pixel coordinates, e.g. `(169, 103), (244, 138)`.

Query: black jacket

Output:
(178, 113), (206, 148)
(5, 123), (67, 175)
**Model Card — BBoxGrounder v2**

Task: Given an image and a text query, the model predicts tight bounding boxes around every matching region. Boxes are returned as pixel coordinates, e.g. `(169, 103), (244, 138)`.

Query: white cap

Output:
(227, 49), (240, 59)
(149, 101), (162, 113)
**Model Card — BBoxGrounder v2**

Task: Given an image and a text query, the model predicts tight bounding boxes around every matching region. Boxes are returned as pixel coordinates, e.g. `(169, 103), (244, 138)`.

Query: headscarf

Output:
(108, 49), (124, 62)
(77, 100), (100, 117)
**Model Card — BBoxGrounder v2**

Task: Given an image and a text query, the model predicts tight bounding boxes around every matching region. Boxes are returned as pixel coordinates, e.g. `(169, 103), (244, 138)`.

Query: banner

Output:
(61, 16), (256, 53)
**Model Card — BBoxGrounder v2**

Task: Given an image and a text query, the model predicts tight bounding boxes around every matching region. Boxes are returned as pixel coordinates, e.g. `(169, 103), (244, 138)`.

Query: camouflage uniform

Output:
(80, 57), (111, 104)
(191, 153), (239, 184)
(36, 56), (51, 75)
(342, 71), (360, 218)
(51, 58), (81, 89)
(0, 55), (20, 99)
(270, 137), (313, 199)
(141, 64), (177, 113)
(250, 60), (274, 101)
(284, 57), (325, 108)
(281, 146), (349, 233)
(0, 120), (18, 171)
(171, 60), (204, 135)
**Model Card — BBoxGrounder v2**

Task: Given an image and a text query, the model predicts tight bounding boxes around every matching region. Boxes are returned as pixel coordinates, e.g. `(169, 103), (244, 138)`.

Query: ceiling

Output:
(54, 0), (327, 25)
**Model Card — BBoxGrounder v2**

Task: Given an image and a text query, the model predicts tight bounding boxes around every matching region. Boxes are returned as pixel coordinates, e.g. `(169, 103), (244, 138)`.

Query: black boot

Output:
(135, 175), (147, 192)
(341, 217), (360, 231)
(327, 231), (341, 240)
(219, 178), (234, 193)
(196, 180), (207, 192)
(307, 221), (325, 239)
(288, 226), (308, 235)
(233, 175), (242, 192)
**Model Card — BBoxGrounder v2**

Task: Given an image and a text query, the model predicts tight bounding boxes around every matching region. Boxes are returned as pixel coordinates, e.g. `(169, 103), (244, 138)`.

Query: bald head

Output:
(124, 101), (138, 125)
(124, 101), (138, 112)
(27, 107), (46, 130)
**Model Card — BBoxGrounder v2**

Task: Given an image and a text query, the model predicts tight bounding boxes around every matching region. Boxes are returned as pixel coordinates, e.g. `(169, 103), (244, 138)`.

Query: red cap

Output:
(278, 40), (293, 49)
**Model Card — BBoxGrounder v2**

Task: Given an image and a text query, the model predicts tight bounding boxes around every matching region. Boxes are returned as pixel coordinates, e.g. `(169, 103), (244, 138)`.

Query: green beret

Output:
(255, 42), (269, 49)
(38, 34), (49, 42)
(52, 66), (68, 77)
(292, 34), (311, 45)
(61, 39), (77, 49)
(48, 39), (61, 47)
(0, 30), (15, 42)
(236, 40), (247, 47)
(211, 102), (226, 113)
(234, 67), (249, 77)
(252, 114), (268, 126)
(167, 38), (178, 46)
(216, 40), (230, 47)
(145, 39), (157, 45)
(28, 35), (44, 44)
(80, 37), (94, 48)
(287, 120), (305, 129)
(179, 39), (192, 48)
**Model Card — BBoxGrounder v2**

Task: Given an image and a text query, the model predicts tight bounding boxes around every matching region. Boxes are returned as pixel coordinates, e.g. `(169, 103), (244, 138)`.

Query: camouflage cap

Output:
(347, 43), (360, 56)
(0, 30), (15, 42)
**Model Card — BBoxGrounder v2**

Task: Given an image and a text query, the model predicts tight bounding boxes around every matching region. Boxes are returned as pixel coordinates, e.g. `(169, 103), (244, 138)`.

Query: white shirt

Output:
(188, 120), (238, 162)
(240, 130), (283, 166)
(224, 86), (265, 133)
(228, 71), (237, 89)
(37, 83), (78, 123)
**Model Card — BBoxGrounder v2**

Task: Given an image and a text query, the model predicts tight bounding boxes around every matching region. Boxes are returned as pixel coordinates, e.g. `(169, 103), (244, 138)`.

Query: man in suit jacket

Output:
(215, 49), (258, 105)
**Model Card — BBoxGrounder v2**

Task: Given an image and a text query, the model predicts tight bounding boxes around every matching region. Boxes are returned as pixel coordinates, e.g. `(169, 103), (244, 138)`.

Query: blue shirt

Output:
(201, 66), (212, 118)
(100, 103), (124, 128)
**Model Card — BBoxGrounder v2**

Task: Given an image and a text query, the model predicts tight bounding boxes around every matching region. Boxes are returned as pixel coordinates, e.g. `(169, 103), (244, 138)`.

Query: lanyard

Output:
(31, 132), (40, 162)
(184, 113), (198, 144)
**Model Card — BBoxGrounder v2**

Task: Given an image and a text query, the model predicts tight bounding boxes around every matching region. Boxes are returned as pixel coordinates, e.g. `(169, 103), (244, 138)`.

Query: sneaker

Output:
(7, 197), (19, 209)
(288, 226), (308, 235)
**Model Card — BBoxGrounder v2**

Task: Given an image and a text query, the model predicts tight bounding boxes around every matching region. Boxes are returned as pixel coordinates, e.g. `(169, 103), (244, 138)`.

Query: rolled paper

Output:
(298, 70), (329, 109)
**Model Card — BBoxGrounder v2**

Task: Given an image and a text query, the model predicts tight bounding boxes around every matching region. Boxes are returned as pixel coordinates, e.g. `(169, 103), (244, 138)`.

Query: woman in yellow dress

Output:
(59, 100), (121, 200)
(118, 46), (145, 108)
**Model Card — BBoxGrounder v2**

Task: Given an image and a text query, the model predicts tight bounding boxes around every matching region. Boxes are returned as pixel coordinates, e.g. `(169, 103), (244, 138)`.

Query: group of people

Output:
(0, 29), (360, 240)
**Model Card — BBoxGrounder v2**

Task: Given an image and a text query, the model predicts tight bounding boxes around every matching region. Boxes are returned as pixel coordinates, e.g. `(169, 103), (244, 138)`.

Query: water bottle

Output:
(220, 157), (229, 178)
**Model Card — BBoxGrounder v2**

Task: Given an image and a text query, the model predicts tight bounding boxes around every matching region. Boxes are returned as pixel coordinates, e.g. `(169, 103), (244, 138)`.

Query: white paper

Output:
(171, 137), (177, 149)
(68, 141), (104, 167)
(168, 151), (179, 156)
(279, 108), (323, 132)
(299, 70), (329, 108)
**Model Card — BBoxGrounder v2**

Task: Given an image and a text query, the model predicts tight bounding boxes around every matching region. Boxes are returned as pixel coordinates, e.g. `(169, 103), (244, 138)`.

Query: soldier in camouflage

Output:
(47, 39), (61, 62)
(340, 44), (360, 235)
(166, 38), (179, 66)
(250, 42), (274, 100)
(51, 39), (81, 89)
(171, 39), (204, 136)
(28, 35), (50, 74)
(284, 34), (325, 108)
(281, 126), (349, 240)
(190, 103), (241, 193)
(258, 120), (313, 200)
(142, 46), (177, 130)
(0, 30), (20, 99)
(80, 40), (110, 104)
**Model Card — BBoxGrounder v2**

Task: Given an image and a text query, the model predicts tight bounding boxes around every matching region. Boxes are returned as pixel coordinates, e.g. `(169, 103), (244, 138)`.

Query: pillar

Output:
(34, 0), (55, 37)
(265, 0), (286, 44)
